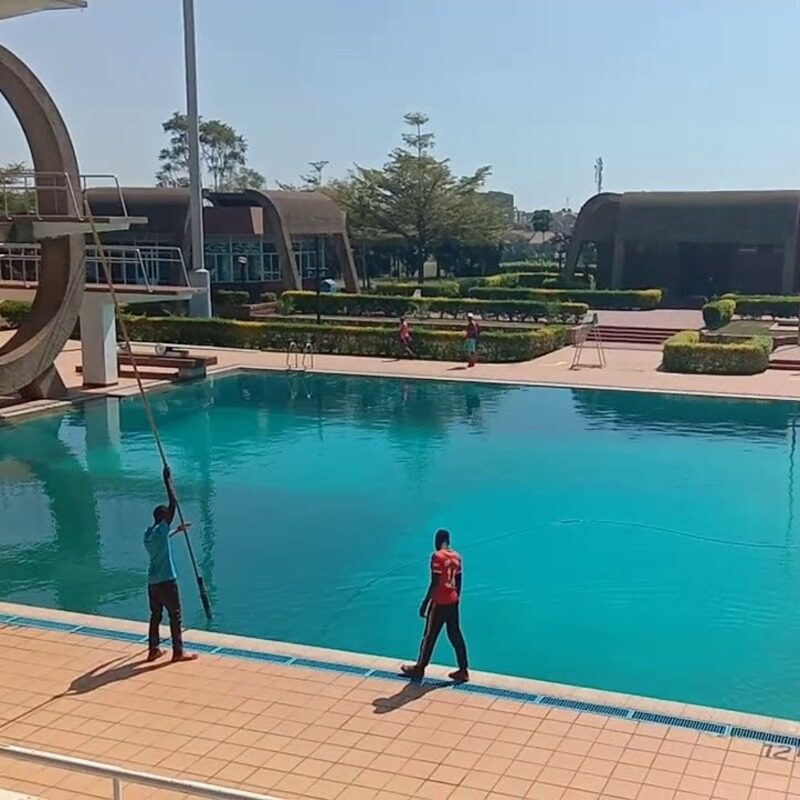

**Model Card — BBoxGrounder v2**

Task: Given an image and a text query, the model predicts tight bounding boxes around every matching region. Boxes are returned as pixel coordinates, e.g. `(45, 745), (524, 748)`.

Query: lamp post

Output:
(182, 0), (211, 318)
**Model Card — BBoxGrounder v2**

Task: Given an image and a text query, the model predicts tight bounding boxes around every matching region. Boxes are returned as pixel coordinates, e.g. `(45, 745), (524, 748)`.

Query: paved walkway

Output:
(0, 606), (798, 800)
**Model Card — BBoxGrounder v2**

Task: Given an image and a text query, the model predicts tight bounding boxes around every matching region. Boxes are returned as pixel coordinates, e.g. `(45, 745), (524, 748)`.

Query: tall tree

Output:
(0, 162), (35, 214)
(331, 113), (503, 281)
(155, 112), (265, 191)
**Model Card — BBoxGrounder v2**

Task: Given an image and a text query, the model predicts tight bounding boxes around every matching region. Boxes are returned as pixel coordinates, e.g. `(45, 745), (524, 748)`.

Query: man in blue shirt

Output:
(144, 466), (197, 664)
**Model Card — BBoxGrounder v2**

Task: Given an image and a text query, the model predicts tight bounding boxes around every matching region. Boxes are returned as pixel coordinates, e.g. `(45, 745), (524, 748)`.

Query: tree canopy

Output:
(328, 113), (504, 279)
(155, 112), (265, 192)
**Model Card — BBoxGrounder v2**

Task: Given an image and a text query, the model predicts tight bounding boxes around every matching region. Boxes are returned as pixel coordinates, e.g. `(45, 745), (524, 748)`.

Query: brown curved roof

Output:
(206, 190), (348, 236)
(575, 190), (800, 244)
(85, 187), (189, 236)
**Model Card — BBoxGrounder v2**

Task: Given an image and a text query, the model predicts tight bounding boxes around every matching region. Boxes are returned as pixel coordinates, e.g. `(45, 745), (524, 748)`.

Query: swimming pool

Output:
(2, 371), (799, 719)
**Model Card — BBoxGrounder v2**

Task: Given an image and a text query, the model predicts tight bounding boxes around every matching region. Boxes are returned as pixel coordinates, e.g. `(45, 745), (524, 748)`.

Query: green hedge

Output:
(702, 299), (735, 330)
(467, 287), (662, 310)
(0, 300), (32, 328)
(662, 331), (772, 375)
(517, 272), (561, 288)
(214, 290), (249, 306)
(122, 316), (568, 363)
(732, 295), (800, 319)
(372, 280), (460, 298)
(282, 291), (587, 324)
(260, 292), (277, 303)
(499, 261), (558, 273)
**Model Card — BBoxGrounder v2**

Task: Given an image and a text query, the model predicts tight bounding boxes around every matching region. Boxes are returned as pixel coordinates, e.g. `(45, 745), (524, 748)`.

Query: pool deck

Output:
(2, 336), (800, 422)
(0, 603), (799, 800)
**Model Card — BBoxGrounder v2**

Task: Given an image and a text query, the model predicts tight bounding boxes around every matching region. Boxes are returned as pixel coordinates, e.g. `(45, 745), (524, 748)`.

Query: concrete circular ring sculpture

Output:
(0, 44), (85, 398)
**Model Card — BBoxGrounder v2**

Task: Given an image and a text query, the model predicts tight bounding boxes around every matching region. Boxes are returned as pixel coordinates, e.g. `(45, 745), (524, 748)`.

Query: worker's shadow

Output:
(65, 654), (168, 696)
(372, 679), (448, 714)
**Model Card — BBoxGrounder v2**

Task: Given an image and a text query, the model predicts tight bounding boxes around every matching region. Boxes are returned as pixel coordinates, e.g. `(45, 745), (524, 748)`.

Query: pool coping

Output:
(4, 341), (800, 424)
(3, 600), (800, 747)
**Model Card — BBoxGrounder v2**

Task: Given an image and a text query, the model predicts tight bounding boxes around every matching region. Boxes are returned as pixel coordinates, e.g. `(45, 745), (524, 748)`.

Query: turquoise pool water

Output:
(2, 372), (800, 719)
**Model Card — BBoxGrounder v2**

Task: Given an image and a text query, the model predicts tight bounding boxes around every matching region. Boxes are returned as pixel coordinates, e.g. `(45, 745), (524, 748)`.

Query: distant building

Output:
(565, 191), (800, 297)
(87, 187), (360, 298)
(481, 191), (515, 225)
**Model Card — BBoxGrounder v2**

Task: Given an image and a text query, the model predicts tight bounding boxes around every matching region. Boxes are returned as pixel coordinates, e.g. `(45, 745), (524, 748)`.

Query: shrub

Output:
(499, 261), (558, 273)
(662, 330), (772, 375)
(260, 291), (277, 303)
(121, 315), (568, 363)
(0, 300), (32, 328)
(702, 299), (735, 330)
(517, 272), (560, 288)
(732, 295), (800, 319)
(372, 280), (461, 298)
(467, 287), (662, 310)
(482, 273), (521, 288)
(214, 290), (249, 306)
(282, 291), (587, 324)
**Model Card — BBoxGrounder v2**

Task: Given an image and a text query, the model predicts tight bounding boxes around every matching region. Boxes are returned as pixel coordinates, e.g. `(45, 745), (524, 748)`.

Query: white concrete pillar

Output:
(188, 267), (212, 318)
(80, 296), (118, 386)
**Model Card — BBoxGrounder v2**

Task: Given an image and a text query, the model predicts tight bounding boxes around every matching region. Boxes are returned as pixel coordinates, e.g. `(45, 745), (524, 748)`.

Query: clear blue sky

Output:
(2, 0), (799, 211)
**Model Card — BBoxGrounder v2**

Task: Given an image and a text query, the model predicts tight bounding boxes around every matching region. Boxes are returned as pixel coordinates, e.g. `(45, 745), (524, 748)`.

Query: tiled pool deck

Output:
(1, 603), (799, 800)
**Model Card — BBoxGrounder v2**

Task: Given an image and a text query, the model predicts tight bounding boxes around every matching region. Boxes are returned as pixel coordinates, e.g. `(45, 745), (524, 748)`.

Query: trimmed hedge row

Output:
(730, 295), (800, 319)
(702, 299), (735, 329)
(282, 291), (587, 323)
(214, 290), (249, 305)
(0, 300), (31, 328)
(662, 330), (772, 375)
(372, 280), (461, 298)
(499, 261), (559, 273)
(122, 316), (568, 363)
(466, 286), (662, 310)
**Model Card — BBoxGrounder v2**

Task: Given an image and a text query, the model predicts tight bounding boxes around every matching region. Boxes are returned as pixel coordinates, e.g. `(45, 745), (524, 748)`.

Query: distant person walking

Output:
(465, 313), (480, 367)
(144, 466), (197, 664)
(399, 315), (416, 358)
(401, 528), (469, 682)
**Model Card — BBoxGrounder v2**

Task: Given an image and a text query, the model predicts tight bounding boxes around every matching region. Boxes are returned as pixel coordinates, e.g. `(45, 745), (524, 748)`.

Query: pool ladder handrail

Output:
(286, 340), (314, 371)
(302, 340), (315, 371)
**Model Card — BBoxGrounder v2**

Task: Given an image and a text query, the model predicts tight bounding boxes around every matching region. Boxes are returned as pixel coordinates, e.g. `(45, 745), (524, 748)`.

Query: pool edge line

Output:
(1, 600), (798, 745)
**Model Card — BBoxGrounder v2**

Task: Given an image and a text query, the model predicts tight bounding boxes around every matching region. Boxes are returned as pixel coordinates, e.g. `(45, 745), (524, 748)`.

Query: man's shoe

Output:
(449, 669), (470, 683)
(171, 652), (199, 664)
(401, 663), (425, 679)
(146, 648), (164, 663)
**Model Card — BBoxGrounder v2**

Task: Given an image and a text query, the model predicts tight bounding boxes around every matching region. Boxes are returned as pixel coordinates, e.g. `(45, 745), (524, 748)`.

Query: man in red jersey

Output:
(401, 528), (469, 682)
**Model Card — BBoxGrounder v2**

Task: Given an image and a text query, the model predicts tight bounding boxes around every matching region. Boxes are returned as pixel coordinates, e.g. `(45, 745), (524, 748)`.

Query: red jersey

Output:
(431, 548), (462, 605)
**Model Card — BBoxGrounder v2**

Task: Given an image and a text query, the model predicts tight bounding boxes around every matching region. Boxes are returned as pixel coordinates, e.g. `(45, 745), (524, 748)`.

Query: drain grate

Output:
(74, 626), (145, 642)
(292, 657), (371, 676)
(215, 646), (291, 663)
(729, 728), (800, 747)
(8, 616), (77, 632)
(631, 711), (725, 734)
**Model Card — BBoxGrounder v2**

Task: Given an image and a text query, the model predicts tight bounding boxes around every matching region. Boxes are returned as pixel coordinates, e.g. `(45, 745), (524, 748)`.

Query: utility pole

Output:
(594, 157), (604, 195)
(182, 0), (211, 317)
(308, 160), (329, 189)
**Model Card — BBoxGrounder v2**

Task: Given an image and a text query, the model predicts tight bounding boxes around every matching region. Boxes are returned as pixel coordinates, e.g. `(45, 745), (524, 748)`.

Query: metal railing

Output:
(0, 243), (190, 291)
(0, 171), (129, 219)
(0, 744), (284, 800)
(286, 340), (315, 371)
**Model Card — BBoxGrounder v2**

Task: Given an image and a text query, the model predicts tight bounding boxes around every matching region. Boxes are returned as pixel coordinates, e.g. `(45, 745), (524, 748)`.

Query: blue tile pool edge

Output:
(3, 611), (790, 746)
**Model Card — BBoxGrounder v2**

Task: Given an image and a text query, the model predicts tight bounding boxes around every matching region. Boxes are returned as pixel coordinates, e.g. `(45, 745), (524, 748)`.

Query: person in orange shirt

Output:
(401, 528), (469, 682)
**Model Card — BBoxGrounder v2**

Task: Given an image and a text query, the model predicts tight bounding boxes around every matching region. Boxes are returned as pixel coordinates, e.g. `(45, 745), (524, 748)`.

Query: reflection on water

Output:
(2, 375), (800, 719)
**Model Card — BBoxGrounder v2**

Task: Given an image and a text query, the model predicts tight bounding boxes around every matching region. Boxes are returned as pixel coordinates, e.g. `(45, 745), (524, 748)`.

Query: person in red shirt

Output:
(401, 528), (469, 682)
(399, 315), (416, 358)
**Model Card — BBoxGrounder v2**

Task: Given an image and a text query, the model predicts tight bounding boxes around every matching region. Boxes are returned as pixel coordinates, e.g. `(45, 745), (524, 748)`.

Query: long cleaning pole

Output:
(83, 200), (213, 621)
